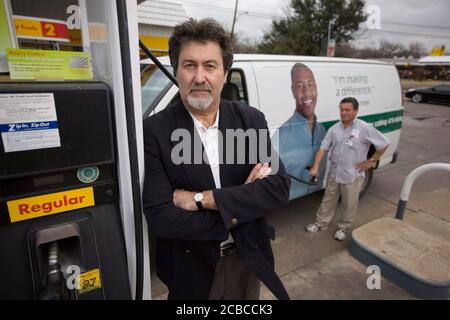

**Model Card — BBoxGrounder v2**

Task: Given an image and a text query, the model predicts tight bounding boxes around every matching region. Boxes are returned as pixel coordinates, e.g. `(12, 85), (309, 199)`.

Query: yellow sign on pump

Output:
(6, 48), (93, 80)
(77, 269), (102, 295)
(7, 187), (95, 223)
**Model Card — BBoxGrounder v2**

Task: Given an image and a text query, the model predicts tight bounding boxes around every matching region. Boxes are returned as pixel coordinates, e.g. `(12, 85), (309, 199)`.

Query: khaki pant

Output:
(315, 176), (365, 231)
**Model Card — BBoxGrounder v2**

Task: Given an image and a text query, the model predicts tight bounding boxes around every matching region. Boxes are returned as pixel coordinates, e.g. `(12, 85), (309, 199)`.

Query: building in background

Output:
(379, 55), (450, 81)
(138, 0), (188, 57)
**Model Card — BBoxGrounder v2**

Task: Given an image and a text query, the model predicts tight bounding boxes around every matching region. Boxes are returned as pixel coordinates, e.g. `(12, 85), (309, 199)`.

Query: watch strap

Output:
(195, 199), (203, 210)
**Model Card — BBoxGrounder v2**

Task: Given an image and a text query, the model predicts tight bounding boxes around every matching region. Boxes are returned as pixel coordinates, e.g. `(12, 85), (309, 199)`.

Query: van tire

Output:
(359, 168), (373, 198)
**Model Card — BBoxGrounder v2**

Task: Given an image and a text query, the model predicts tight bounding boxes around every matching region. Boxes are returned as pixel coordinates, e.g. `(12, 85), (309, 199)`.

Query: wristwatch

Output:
(193, 192), (204, 210)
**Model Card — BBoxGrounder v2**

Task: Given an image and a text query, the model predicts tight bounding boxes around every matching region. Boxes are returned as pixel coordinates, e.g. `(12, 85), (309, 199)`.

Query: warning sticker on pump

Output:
(7, 187), (95, 223)
(0, 93), (61, 153)
(77, 268), (102, 295)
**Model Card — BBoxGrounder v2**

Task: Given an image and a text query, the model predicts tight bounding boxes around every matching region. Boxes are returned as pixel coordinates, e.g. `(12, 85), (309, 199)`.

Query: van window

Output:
(228, 69), (248, 103)
(141, 64), (174, 117)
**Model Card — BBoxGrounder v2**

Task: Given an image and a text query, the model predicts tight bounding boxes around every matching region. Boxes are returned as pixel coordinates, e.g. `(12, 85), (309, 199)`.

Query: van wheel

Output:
(412, 93), (423, 103)
(359, 168), (373, 198)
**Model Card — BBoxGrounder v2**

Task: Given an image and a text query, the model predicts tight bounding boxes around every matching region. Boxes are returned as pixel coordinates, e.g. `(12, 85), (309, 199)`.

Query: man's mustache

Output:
(189, 84), (212, 93)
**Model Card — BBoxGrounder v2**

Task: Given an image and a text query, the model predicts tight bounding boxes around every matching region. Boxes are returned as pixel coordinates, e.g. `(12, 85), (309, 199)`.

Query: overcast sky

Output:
(180, 0), (450, 53)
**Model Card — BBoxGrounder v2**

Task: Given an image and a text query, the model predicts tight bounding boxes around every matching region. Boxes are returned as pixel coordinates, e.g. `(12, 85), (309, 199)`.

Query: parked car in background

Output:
(405, 84), (450, 104)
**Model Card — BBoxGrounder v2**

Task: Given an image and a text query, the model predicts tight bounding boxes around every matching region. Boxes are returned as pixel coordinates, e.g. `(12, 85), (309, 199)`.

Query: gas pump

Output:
(0, 82), (130, 299)
(0, 0), (150, 299)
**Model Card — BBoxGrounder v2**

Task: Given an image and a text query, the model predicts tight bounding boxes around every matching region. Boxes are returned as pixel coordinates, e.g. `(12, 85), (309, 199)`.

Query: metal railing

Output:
(395, 163), (450, 220)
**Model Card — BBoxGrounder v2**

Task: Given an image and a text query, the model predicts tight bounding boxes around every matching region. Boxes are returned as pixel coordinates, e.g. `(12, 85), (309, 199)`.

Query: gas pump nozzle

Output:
(39, 241), (71, 300)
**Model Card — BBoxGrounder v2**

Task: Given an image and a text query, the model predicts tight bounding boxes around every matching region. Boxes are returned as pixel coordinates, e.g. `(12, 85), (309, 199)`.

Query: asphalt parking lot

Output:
(152, 100), (450, 300)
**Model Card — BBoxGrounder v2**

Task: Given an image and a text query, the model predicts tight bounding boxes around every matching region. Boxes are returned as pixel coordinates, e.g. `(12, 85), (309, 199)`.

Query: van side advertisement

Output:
(264, 62), (403, 200)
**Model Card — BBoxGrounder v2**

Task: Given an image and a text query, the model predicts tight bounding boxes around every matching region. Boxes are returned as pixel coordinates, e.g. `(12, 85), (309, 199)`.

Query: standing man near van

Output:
(274, 63), (327, 199)
(306, 97), (390, 240)
(142, 18), (290, 300)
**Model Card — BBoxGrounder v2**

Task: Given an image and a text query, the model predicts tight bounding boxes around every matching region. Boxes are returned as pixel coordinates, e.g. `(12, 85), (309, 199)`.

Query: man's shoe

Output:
(334, 229), (348, 241)
(306, 222), (328, 233)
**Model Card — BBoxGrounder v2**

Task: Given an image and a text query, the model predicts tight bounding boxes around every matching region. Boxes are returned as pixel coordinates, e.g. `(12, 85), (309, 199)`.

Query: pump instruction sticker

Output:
(77, 268), (102, 295)
(7, 187), (95, 223)
(6, 48), (93, 80)
(0, 93), (61, 153)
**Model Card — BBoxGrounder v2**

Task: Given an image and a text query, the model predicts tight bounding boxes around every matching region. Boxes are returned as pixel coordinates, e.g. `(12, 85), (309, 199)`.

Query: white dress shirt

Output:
(189, 109), (221, 188)
(189, 109), (234, 246)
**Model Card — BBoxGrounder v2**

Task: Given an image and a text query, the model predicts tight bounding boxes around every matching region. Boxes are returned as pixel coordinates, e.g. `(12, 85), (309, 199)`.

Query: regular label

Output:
(0, 93), (61, 152)
(7, 187), (95, 223)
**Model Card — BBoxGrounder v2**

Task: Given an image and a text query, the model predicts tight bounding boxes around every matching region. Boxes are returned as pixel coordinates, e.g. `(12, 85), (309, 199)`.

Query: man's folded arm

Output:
(213, 115), (290, 229)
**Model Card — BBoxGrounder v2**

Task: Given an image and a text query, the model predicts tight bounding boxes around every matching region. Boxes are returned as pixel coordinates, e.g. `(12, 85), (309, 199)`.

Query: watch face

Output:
(194, 193), (204, 202)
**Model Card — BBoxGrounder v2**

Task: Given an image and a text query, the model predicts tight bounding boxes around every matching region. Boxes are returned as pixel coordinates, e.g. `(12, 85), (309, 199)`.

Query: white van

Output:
(140, 54), (403, 199)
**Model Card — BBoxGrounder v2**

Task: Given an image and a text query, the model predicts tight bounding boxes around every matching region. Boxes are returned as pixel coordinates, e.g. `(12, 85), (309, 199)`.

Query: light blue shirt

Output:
(273, 111), (327, 200)
(321, 118), (390, 184)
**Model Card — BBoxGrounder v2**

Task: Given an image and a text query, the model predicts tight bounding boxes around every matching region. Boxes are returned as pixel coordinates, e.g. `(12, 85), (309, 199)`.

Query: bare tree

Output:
(407, 41), (427, 59)
(232, 32), (258, 54)
(335, 40), (428, 59)
(378, 39), (406, 58)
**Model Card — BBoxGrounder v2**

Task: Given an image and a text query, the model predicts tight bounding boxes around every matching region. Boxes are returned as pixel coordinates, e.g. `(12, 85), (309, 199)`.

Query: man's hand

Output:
(245, 163), (272, 184)
(356, 160), (374, 171)
(309, 165), (318, 177)
(173, 189), (197, 211)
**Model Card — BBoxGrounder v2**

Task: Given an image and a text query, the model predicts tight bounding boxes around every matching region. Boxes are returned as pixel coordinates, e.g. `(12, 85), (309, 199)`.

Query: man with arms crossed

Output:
(143, 18), (290, 300)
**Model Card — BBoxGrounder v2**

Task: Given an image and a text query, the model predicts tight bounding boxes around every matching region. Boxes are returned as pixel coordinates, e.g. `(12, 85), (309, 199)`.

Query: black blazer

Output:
(142, 98), (291, 300)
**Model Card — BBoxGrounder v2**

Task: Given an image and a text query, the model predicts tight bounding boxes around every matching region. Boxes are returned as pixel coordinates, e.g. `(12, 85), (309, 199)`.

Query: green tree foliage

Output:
(258, 0), (367, 55)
